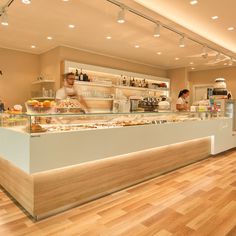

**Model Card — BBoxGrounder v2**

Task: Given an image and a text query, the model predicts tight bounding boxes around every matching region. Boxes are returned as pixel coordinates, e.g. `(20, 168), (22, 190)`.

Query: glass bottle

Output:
(79, 68), (83, 81)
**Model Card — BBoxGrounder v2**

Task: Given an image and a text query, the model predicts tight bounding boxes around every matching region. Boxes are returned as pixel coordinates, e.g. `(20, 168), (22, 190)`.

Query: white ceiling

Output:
(0, 0), (235, 71)
(135, 0), (236, 53)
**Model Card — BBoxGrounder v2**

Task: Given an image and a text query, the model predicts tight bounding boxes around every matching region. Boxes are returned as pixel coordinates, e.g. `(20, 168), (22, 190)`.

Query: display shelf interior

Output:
(64, 61), (170, 94)
(32, 80), (55, 85)
(83, 97), (114, 101)
(75, 81), (112, 88)
(31, 97), (55, 100)
(114, 85), (169, 92)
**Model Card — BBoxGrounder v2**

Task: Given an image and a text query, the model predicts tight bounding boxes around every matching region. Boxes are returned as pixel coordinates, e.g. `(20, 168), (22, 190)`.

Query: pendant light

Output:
(179, 36), (185, 48)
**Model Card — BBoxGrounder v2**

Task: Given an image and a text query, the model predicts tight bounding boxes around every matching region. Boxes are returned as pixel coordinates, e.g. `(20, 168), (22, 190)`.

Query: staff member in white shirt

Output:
(56, 72), (88, 110)
(176, 89), (190, 111)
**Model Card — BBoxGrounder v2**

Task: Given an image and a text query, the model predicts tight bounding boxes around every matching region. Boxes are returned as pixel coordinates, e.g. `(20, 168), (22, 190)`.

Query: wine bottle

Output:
(79, 68), (83, 81)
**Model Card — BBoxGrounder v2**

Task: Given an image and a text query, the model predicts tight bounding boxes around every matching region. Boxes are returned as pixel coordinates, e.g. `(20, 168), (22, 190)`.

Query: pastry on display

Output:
(56, 99), (85, 113)
(7, 104), (23, 114)
(30, 124), (47, 133)
(25, 100), (55, 114)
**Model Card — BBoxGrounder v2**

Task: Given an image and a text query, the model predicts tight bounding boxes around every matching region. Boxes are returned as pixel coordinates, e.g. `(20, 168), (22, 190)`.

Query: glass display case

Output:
(0, 111), (224, 135)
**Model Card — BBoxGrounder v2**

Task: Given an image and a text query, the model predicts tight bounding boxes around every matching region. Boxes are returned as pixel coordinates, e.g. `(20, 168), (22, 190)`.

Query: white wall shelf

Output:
(32, 80), (55, 85)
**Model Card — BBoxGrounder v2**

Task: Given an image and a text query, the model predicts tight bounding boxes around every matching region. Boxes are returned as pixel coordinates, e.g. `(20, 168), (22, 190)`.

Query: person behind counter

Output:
(56, 72), (88, 110)
(176, 89), (190, 111)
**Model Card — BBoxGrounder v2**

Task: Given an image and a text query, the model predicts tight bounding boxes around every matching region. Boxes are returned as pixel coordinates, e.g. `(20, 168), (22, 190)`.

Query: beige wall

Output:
(167, 68), (189, 109)
(189, 66), (236, 98)
(0, 48), (39, 108)
(39, 47), (61, 89)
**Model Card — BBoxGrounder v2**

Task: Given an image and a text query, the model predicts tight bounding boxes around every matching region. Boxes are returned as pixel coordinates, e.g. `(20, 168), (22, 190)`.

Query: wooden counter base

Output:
(0, 137), (211, 220)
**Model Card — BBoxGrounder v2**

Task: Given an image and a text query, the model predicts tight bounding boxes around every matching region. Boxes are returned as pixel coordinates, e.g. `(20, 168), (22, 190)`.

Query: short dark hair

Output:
(64, 72), (75, 79)
(178, 89), (189, 98)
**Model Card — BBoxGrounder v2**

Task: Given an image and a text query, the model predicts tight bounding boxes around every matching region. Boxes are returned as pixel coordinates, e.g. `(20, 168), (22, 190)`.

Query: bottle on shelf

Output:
(79, 68), (84, 81)
(75, 69), (79, 80)
(138, 80), (142, 87)
(122, 76), (126, 86)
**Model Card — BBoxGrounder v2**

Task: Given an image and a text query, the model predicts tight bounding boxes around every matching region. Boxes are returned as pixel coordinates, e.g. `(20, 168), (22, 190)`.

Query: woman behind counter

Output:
(176, 89), (190, 111)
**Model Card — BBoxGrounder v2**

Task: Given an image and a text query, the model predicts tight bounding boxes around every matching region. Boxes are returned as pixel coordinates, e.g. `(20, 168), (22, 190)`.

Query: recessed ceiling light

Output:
(175, 57), (180, 60)
(227, 27), (234, 31)
(224, 63), (228, 65)
(156, 52), (162, 55)
(190, 0), (198, 5)
(211, 16), (219, 20)
(134, 45), (140, 48)
(31, 45), (36, 49)
(47, 36), (53, 40)
(21, 0), (31, 4)
(190, 62), (194, 65)
(68, 24), (75, 28)
(191, 67), (195, 70)
(62, 0), (69, 1)
(106, 36), (112, 40)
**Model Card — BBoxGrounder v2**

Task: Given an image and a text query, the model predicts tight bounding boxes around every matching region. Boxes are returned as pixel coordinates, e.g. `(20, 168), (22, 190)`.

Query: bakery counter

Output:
(0, 112), (235, 219)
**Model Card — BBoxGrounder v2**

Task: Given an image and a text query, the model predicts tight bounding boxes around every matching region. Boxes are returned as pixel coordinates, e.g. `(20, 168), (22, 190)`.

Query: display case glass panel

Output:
(0, 111), (224, 135)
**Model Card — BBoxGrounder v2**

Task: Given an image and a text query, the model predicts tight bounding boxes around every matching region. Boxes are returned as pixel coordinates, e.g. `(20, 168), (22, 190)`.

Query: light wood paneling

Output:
(33, 137), (211, 218)
(0, 148), (236, 235)
(0, 157), (34, 215)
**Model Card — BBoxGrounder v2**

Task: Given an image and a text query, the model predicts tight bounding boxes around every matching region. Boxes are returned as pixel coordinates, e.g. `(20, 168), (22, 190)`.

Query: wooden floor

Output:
(1, 150), (236, 236)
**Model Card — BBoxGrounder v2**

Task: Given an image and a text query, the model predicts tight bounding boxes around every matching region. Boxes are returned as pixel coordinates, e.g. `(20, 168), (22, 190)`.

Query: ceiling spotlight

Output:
(191, 67), (195, 70)
(153, 23), (160, 37)
(106, 36), (112, 39)
(215, 52), (221, 61)
(228, 58), (233, 66)
(211, 16), (219, 20)
(47, 36), (53, 40)
(134, 45), (140, 48)
(31, 45), (36, 48)
(117, 8), (125, 24)
(190, 0), (198, 5)
(175, 57), (180, 60)
(68, 24), (75, 28)
(179, 36), (185, 48)
(190, 62), (194, 65)
(227, 27), (234, 31)
(202, 46), (208, 59)
(21, 0), (32, 4)
(156, 52), (162, 55)
(1, 11), (8, 26)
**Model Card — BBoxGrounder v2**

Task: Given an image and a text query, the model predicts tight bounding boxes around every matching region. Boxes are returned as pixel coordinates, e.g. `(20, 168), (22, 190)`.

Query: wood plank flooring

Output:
(0, 149), (236, 236)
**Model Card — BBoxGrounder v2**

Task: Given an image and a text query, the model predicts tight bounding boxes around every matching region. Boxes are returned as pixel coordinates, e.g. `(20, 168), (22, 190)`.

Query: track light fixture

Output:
(117, 7), (125, 24)
(153, 23), (160, 37)
(202, 46), (208, 59)
(179, 36), (185, 48)
(215, 52), (221, 61)
(1, 9), (8, 26)
(228, 58), (233, 66)
(107, 0), (236, 66)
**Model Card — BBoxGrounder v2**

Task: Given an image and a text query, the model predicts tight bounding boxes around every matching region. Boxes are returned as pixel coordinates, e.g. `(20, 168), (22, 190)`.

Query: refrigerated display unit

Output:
(215, 99), (236, 130)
